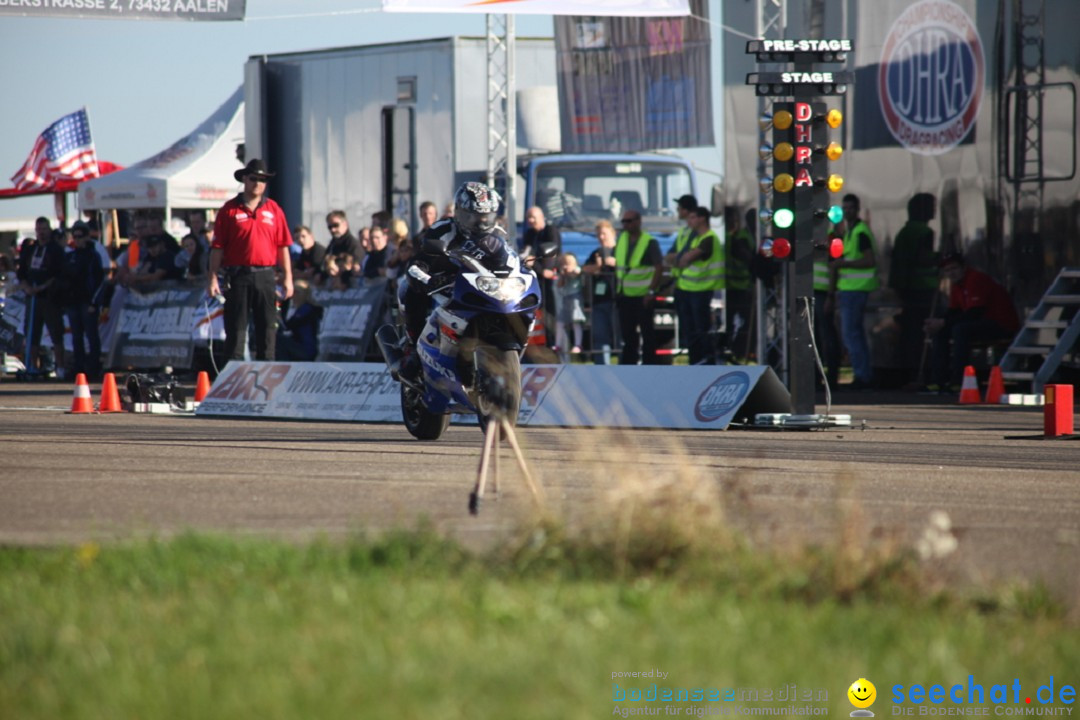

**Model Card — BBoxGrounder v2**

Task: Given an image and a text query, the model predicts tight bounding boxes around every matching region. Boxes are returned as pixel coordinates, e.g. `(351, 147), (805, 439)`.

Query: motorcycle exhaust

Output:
(375, 324), (404, 381)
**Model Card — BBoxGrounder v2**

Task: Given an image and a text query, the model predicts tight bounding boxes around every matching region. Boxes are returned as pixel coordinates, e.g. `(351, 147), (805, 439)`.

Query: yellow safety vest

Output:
(616, 230), (656, 297)
(669, 225), (693, 280)
(677, 229), (724, 292)
(813, 258), (830, 292)
(726, 228), (753, 291)
(837, 220), (880, 292)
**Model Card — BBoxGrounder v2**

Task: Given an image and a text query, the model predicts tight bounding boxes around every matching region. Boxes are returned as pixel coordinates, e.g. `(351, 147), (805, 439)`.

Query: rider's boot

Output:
(399, 329), (422, 384)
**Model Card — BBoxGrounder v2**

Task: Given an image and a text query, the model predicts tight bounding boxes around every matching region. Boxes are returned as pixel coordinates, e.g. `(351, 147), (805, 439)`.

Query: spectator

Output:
(583, 219), (618, 365)
(441, 202), (455, 220)
(207, 158), (293, 362)
(925, 253), (1020, 392)
(17, 218), (66, 376)
(370, 210), (391, 230)
(889, 193), (940, 385)
(663, 194), (698, 269)
(145, 211), (180, 253)
(615, 209), (663, 365)
(187, 210), (212, 251)
(291, 225), (325, 284)
(554, 252), (586, 362)
(176, 233), (209, 280)
(362, 225), (389, 281)
(61, 221), (105, 380)
(672, 206), (723, 365)
(831, 193), (879, 390)
(415, 200), (438, 244)
(129, 235), (182, 287)
(326, 210), (361, 264)
(521, 206), (562, 346)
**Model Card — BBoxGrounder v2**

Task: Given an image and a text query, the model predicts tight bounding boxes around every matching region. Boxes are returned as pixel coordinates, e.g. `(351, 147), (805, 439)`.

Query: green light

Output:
(827, 205), (843, 224)
(774, 208), (795, 229)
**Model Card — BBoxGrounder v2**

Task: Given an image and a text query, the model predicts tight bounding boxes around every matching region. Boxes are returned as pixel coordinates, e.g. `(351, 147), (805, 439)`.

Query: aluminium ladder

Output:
(999, 267), (1080, 393)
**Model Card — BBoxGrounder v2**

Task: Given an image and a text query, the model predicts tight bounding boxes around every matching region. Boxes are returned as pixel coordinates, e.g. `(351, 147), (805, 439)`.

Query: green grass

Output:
(0, 525), (1075, 720)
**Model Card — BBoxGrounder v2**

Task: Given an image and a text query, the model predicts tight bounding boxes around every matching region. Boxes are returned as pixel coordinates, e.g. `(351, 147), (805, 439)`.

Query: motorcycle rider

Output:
(398, 181), (507, 382)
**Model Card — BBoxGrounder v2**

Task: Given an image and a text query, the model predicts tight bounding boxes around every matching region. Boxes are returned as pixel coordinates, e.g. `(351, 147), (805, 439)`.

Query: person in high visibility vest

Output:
(663, 193), (698, 277)
(830, 193), (879, 390)
(724, 206), (755, 361)
(813, 233), (842, 388)
(888, 193), (940, 386)
(671, 207), (723, 365)
(615, 209), (664, 365)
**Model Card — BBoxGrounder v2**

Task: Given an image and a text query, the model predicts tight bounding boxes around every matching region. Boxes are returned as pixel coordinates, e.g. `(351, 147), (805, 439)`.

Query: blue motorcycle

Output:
(376, 236), (544, 441)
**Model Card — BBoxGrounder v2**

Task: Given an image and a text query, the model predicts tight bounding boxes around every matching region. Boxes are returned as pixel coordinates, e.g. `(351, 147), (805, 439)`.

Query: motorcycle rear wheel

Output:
(401, 383), (450, 440)
(474, 346), (522, 434)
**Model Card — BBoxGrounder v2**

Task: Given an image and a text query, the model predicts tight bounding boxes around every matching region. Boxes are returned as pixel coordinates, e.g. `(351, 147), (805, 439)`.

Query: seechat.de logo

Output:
(694, 371), (750, 422)
(878, 0), (985, 155)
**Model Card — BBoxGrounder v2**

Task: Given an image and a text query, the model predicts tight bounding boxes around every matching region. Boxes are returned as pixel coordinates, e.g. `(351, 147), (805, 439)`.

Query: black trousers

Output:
(616, 296), (659, 365)
(223, 268), (278, 361)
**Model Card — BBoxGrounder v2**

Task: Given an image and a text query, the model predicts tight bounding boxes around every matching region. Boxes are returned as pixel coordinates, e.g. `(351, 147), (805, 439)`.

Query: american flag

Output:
(9, 108), (100, 191)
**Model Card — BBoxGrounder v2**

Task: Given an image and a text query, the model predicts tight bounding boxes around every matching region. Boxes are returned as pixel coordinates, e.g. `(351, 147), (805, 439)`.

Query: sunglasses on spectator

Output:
(620, 217), (639, 224)
(328, 223), (341, 230)
(72, 233), (87, 239)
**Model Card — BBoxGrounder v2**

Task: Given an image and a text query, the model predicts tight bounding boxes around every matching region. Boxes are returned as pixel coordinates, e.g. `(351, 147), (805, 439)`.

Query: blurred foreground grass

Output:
(0, 526), (1075, 720)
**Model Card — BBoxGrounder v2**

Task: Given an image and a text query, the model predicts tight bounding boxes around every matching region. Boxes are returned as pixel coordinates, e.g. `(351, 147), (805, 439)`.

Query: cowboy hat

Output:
(234, 158), (275, 183)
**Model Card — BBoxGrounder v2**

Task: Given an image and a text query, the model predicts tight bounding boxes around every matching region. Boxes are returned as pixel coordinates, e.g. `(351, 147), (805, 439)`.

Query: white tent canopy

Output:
(79, 87), (244, 211)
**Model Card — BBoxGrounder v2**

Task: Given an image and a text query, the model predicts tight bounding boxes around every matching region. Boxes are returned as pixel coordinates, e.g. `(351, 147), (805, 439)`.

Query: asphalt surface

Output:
(1, 381), (1078, 599)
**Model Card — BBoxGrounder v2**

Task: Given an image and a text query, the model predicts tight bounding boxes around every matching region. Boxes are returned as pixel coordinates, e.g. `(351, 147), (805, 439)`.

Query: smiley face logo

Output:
(848, 678), (877, 716)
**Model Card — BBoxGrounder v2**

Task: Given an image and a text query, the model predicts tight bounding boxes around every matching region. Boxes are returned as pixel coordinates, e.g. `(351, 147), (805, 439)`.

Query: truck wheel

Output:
(401, 384), (449, 440)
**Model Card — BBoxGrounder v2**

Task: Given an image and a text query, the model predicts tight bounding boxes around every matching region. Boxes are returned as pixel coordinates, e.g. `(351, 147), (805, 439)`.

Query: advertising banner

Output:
(554, 0), (713, 152)
(382, 0), (688, 16)
(852, 0), (985, 154)
(311, 282), (387, 363)
(0, 1), (246, 21)
(196, 361), (790, 430)
(107, 285), (223, 369)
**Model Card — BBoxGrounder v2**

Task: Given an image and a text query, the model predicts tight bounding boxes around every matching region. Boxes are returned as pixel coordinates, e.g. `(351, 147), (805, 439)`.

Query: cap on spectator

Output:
(939, 251), (964, 268)
(677, 194), (698, 211)
(71, 220), (90, 236)
(234, 158), (275, 183)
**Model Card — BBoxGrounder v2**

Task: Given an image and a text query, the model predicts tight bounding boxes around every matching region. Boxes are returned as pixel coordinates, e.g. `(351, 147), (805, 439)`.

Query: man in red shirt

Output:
(925, 252), (1019, 390)
(208, 159), (293, 362)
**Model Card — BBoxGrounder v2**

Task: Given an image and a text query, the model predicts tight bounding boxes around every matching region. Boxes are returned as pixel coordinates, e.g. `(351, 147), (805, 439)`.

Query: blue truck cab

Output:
(519, 152), (698, 261)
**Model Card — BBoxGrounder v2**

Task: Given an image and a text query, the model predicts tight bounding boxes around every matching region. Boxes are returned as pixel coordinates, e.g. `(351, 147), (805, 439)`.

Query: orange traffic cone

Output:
(67, 373), (94, 414)
(958, 365), (982, 404)
(98, 372), (124, 413)
(194, 371), (211, 403)
(984, 365), (1005, 404)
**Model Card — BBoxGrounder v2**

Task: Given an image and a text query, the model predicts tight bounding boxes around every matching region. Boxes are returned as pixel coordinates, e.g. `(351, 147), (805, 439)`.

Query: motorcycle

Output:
(376, 233), (547, 441)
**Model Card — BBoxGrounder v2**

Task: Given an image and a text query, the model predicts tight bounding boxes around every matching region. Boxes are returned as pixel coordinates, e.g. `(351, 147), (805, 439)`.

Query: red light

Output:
(829, 237), (844, 259)
(773, 238), (791, 259)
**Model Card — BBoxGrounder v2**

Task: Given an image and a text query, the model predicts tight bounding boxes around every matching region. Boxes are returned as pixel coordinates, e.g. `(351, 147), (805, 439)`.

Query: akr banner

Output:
(382, 0), (688, 16)
(196, 361), (791, 430)
(0, 0), (246, 21)
(554, 0), (713, 152)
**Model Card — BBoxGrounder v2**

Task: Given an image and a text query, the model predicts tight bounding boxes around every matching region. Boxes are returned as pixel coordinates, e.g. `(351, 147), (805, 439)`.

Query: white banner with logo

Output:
(195, 361), (789, 430)
(853, 0), (984, 155)
(382, 0), (689, 16)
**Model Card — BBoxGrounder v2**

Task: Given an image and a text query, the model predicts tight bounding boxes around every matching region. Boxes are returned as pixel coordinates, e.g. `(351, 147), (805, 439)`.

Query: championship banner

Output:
(196, 361), (791, 430)
(0, 1), (246, 21)
(382, 0), (689, 16)
(554, 0), (712, 152)
(852, 0), (985, 154)
(311, 282), (387, 363)
(107, 285), (220, 369)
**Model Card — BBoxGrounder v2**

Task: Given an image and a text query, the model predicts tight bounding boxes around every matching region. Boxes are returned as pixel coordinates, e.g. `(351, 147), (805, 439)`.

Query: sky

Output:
(0, 0), (558, 221)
